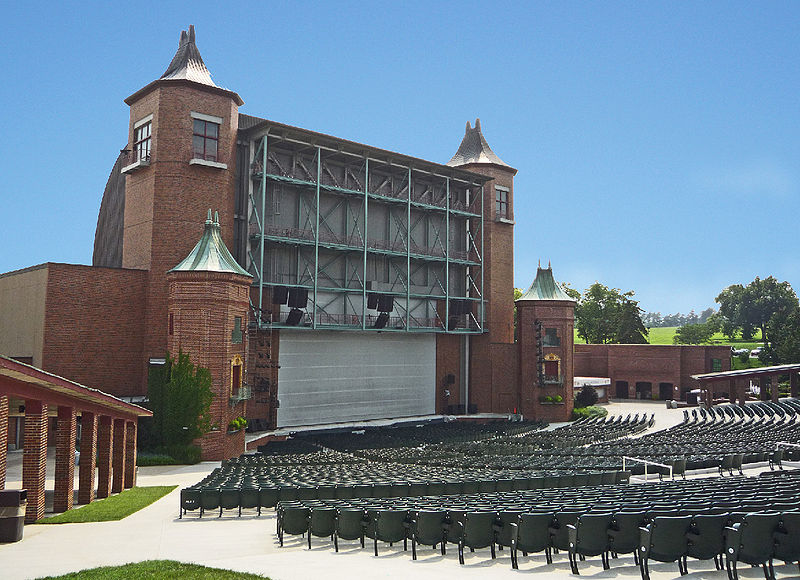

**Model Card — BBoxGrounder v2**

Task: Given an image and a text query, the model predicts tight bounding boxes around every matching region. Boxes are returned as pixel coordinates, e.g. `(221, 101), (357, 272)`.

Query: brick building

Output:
(0, 27), (732, 460)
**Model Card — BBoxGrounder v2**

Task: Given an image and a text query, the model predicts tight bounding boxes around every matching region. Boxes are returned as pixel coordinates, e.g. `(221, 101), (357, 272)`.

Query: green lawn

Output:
(575, 326), (764, 348)
(38, 560), (270, 579)
(38, 486), (176, 524)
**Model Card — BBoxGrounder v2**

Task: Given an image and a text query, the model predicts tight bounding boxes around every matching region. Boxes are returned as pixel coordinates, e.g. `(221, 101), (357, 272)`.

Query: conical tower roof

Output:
(447, 118), (512, 169)
(517, 265), (575, 302)
(160, 25), (217, 87)
(125, 25), (242, 106)
(170, 210), (251, 277)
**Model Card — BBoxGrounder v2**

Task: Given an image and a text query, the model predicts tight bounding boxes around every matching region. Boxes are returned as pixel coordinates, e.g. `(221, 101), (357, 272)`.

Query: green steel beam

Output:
(406, 166), (411, 332)
(258, 133), (268, 325)
(362, 158), (369, 330)
(313, 148), (320, 330)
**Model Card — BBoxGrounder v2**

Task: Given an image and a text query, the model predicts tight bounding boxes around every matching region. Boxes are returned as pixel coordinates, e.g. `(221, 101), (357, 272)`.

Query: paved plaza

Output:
(1, 401), (797, 580)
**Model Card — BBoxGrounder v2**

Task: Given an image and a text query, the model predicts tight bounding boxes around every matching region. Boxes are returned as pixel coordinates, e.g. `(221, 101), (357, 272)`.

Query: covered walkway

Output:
(692, 363), (800, 407)
(0, 356), (151, 521)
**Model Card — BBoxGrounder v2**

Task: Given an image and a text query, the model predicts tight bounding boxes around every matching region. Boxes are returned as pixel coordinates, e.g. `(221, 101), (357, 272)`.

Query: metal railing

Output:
(622, 456), (672, 481)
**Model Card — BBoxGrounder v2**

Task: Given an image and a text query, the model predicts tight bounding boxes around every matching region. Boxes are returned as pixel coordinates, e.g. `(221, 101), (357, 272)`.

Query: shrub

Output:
(545, 395), (554, 403)
(574, 385), (599, 408)
(138, 444), (202, 466)
(571, 405), (608, 421)
(554, 394), (563, 403)
(228, 416), (248, 431)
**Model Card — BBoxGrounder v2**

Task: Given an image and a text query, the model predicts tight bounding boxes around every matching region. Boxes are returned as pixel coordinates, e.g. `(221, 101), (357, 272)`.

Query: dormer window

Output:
(189, 112), (227, 169)
(134, 119), (152, 163)
(121, 114), (153, 173)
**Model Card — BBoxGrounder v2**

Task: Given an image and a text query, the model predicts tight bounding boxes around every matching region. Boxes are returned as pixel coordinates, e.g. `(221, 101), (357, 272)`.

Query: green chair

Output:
(638, 515), (692, 580)
(608, 510), (647, 563)
(278, 504), (310, 546)
(199, 487), (220, 518)
(334, 507), (366, 552)
(773, 511), (800, 574)
(510, 512), (554, 569)
(457, 511), (497, 565)
(308, 507), (337, 549)
(567, 512), (614, 574)
(407, 510), (448, 559)
(686, 512), (729, 571)
(371, 509), (409, 556)
(179, 487), (201, 518)
(724, 512), (781, 580)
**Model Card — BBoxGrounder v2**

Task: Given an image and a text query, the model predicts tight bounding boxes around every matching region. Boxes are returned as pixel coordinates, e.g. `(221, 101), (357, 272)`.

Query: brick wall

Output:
(78, 411), (97, 504)
(96, 416), (113, 499)
(54, 406), (76, 512)
(574, 344), (733, 400)
(0, 395), (7, 488)
(124, 421), (137, 488)
(168, 270), (250, 460)
(111, 418), (127, 493)
(517, 300), (575, 421)
(454, 164), (518, 413)
(23, 400), (47, 522)
(41, 264), (147, 397)
(123, 83), (240, 394)
(435, 334), (462, 413)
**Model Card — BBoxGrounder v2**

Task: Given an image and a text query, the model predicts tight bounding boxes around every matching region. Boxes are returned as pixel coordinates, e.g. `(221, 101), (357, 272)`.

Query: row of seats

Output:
(179, 470), (632, 518)
(275, 497), (800, 579)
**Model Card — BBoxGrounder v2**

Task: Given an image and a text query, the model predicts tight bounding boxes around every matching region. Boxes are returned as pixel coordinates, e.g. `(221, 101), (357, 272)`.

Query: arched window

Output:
(231, 355), (243, 396)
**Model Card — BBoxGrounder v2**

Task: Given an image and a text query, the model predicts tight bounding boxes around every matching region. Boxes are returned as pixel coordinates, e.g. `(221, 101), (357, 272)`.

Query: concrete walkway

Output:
(0, 401), (794, 580)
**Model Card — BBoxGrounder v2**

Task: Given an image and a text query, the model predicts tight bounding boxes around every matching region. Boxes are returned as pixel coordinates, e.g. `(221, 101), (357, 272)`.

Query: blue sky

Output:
(1, 1), (798, 315)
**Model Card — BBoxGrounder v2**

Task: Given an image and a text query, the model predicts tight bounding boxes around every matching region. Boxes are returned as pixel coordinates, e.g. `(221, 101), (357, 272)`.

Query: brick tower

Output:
(121, 25), (243, 393)
(446, 119), (519, 413)
(167, 210), (252, 460)
(516, 265), (576, 421)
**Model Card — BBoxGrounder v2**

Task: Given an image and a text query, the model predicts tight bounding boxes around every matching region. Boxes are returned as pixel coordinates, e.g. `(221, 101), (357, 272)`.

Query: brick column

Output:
(0, 395), (8, 489)
(78, 411), (97, 504)
(54, 406), (76, 512)
(760, 377), (769, 401)
(791, 372), (799, 398)
(96, 416), (113, 499)
(23, 400), (48, 522)
(124, 421), (137, 489)
(111, 418), (126, 494)
(772, 375), (780, 402)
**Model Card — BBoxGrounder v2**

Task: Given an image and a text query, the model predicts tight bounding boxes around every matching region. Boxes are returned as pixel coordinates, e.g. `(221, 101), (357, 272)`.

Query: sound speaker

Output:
(272, 285), (289, 305)
(377, 294), (394, 312)
(445, 373), (456, 385)
(367, 292), (379, 310)
(449, 298), (461, 316)
(448, 316), (460, 330)
(374, 312), (389, 329)
(288, 287), (309, 308)
(285, 308), (303, 326)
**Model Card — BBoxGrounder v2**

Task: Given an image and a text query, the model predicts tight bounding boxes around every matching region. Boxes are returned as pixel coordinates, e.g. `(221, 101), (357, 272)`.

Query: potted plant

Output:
(227, 416), (247, 433)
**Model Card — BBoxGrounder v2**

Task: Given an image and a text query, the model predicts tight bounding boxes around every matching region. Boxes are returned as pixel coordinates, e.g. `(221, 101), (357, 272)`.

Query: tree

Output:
(715, 277), (798, 342)
(760, 307), (800, 365)
(147, 350), (214, 448)
(615, 296), (649, 343)
(673, 322), (715, 345)
(574, 385), (599, 409)
(574, 283), (648, 344)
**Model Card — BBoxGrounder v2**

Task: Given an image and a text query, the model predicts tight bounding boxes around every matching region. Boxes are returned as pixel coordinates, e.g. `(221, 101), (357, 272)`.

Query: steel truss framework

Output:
(244, 129), (486, 334)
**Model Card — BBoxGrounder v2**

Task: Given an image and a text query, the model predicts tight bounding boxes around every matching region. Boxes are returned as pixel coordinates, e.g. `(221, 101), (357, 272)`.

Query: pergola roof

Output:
(692, 363), (800, 383)
(0, 355), (151, 418)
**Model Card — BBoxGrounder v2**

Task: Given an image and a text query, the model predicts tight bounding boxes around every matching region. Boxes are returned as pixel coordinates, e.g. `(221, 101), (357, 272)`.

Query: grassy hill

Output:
(575, 326), (763, 348)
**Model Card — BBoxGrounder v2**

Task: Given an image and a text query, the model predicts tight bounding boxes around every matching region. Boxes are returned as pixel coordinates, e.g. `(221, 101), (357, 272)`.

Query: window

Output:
(230, 355), (243, 396)
(134, 120), (152, 163)
(193, 118), (219, 161)
(495, 186), (509, 219)
(231, 316), (243, 344)
(543, 328), (560, 347)
(711, 358), (722, 372)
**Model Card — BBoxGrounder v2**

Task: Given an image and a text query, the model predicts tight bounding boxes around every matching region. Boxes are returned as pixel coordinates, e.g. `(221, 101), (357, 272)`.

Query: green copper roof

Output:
(517, 266), (575, 302)
(170, 209), (251, 277)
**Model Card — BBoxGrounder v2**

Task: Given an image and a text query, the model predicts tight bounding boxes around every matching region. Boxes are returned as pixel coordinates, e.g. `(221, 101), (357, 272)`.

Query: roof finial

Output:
(538, 259), (541, 268)
(465, 121), (471, 131)
(179, 29), (188, 46)
(206, 208), (213, 224)
(475, 118), (481, 132)
(548, 260), (551, 269)
(214, 211), (219, 226)
(188, 24), (196, 44)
